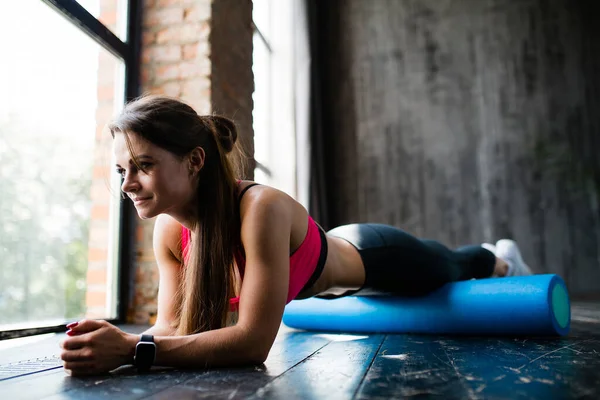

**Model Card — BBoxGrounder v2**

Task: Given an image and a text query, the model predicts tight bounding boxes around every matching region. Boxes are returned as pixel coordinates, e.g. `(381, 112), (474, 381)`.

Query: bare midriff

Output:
(294, 234), (365, 299)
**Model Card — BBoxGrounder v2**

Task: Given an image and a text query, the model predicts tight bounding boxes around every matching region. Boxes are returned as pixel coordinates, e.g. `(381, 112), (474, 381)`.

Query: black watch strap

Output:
(141, 334), (154, 342)
(134, 334), (156, 372)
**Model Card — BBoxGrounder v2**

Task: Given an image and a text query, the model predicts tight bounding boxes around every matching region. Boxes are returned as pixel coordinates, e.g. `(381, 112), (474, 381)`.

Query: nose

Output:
(121, 170), (140, 194)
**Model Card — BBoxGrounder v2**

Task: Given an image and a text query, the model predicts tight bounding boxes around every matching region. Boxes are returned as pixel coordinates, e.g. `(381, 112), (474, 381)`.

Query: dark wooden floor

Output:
(1, 302), (599, 399)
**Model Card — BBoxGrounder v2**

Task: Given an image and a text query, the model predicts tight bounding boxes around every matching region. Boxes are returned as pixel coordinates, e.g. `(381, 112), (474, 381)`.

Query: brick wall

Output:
(210, 0), (255, 172)
(85, 0), (122, 319)
(126, 0), (254, 324)
(141, 0), (213, 114)
(85, 49), (116, 318)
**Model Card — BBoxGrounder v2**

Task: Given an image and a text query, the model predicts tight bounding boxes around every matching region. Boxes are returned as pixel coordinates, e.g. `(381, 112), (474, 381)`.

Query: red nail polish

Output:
(66, 322), (78, 329)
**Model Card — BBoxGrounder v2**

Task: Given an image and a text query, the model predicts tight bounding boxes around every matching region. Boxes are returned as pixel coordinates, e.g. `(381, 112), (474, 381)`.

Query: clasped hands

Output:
(59, 319), (139, 376)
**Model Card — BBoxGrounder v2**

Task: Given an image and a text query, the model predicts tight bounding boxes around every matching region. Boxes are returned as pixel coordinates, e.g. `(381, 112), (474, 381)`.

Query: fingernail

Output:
(66, 322), (78, 329)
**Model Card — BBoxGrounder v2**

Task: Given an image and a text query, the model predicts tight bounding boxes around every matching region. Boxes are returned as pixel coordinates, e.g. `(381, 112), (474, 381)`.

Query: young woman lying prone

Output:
(60, 95), (532, 375)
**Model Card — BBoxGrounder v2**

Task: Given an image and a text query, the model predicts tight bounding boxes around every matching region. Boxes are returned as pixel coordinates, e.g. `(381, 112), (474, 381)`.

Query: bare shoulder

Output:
(153, 213), (184, 262)
(238, 182), (309, 253)
(238, 182), (299, 221)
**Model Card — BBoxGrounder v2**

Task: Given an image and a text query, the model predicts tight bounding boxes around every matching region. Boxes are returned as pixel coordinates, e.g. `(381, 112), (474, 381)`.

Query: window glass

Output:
(252, 33), (271, 178)
(0, 0), (124, 329)
(252, 0), (271, 40)
(77, 0), (129, 41)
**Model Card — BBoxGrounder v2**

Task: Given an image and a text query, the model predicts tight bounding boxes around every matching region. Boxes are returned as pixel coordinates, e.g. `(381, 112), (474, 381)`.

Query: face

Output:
(113, 131), (197, 220)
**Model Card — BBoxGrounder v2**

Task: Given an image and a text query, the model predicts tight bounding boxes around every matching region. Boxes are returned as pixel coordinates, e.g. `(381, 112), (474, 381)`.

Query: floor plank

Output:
(245, 334), (385, 400)
(141, 330), (333, 400)
(40, 368), (193, 400)
(354, 335), (471, 399)
(0, 304), (598, 399)
(446, 336), (600, 399)
(26, 329), (329, 400)
(356, 331), (600, 400)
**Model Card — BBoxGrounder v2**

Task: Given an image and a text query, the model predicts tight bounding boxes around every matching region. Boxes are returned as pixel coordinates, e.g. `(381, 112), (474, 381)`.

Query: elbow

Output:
(234, 323), (274, 365)
(240, 331), (271, 365)
(252, 346), (271, 364)
(243, 342), (270, 365)
(247, 348), (269, 365)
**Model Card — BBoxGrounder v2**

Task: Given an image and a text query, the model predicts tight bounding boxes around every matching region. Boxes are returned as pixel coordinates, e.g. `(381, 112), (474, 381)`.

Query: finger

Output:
(63, 361), (97, 376)
(61, 335), (90, 350)
(65, 321), (82, 337)
(66, 321), (79, 329)
(61, 348), (94, 362)
(68, 319), (105, 334)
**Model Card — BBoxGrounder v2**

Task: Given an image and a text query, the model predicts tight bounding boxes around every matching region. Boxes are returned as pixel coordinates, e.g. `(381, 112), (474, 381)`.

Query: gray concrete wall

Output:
(318, 0), (600, 298)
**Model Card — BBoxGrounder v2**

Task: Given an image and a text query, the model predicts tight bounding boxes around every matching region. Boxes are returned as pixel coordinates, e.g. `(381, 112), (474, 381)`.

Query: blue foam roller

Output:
(283, 274), (570, 336)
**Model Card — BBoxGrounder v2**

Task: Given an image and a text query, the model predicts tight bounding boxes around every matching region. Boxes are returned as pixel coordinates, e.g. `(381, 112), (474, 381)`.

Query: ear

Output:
(188, 146), (205, 176)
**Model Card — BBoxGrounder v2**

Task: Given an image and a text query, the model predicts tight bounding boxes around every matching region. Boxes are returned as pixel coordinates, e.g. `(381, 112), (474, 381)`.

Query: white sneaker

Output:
(495, 239), (533, 276)
(481, 243), (497, 254)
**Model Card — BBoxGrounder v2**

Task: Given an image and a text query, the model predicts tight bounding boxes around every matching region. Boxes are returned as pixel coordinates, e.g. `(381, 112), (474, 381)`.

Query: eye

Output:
(138, 162), (153, 172)
(115, 168), (125, 177)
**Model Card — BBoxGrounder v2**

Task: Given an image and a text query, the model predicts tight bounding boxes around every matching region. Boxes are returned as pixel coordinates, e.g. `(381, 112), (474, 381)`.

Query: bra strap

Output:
(238, 183), (261, 202)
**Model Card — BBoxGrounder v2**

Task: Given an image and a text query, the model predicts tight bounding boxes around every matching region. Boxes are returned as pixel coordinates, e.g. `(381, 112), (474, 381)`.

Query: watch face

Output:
(135, 342), (156, 367)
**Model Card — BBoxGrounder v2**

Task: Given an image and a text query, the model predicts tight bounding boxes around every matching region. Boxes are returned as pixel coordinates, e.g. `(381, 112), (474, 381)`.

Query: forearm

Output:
(141, 323), (176, 337)
(128, 325), (269, 369)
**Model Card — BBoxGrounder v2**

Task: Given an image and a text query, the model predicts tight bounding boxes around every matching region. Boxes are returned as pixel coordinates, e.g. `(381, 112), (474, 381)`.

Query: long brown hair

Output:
(108, 95), (245, 335)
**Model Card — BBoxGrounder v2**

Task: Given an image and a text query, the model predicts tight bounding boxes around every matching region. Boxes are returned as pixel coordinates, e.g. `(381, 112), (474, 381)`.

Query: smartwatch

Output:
(134, 334), (156, 372)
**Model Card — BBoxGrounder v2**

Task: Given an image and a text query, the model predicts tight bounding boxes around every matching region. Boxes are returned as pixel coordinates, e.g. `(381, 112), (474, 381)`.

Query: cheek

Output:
(157, 172), (194, 198)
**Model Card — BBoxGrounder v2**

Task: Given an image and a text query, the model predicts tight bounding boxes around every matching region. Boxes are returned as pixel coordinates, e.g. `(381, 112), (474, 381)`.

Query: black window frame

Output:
(0, 0), (141, 341)
(251, 17), (274, 179)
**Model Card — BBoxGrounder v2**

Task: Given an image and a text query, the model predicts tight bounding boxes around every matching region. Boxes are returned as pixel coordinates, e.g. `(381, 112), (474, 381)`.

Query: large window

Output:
(252, 0), (274, 185)
(0, 0), (139, 339)
(252, 0), (297, 198)
(76, 0), (129, 40)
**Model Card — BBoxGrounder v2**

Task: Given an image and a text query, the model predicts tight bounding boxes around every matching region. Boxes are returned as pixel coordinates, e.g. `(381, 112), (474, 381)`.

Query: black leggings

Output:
(320, 223), (496, 298)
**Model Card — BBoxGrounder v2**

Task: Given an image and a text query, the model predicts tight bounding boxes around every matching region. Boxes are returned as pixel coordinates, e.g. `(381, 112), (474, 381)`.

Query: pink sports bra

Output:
(180, 182), (327, 311)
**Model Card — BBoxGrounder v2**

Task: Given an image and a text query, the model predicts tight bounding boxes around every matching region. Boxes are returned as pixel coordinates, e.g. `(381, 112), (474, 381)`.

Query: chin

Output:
(135, 206), (160, 220)
(138, 211), (160, 220)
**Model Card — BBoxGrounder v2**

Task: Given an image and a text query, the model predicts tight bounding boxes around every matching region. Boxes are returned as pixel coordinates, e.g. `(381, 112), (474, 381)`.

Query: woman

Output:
(59, 95), (532, 375)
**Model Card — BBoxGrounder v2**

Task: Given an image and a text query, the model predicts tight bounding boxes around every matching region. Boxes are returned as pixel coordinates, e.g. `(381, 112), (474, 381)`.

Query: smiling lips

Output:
(132, 197), (151, 204)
